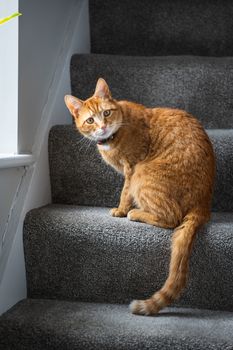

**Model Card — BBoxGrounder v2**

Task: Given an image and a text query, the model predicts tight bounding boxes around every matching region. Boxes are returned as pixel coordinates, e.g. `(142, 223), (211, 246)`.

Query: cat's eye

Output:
(86, 117), (94, 124)
(103, 110), (111, 117)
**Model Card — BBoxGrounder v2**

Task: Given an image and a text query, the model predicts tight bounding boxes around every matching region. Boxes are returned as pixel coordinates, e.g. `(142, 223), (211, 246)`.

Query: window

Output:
(0, 0), (19, 154)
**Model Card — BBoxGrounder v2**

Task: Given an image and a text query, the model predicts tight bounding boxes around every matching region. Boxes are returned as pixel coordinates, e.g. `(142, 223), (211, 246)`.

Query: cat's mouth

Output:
(95, 126), (120, 145)
(97, 133), (116, 145)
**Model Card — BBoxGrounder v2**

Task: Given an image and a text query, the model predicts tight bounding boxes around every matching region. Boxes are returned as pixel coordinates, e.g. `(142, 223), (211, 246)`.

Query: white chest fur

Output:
(98, 143), (111, 151)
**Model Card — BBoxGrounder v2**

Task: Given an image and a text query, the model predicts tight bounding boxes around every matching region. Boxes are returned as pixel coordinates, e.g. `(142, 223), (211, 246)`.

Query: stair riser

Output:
(71, 54), (233, 129)
(90, 0), (233, 57)
(49, 126), (233, 212)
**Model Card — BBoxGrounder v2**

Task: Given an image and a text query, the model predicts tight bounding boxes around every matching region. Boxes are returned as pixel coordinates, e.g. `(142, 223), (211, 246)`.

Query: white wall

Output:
(0, 0), (90, 314)
(18, 0), (77, 152)
(0, 168), (24, 254)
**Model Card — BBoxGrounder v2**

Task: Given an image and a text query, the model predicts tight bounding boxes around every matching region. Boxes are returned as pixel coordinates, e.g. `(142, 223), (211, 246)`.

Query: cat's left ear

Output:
(94, 78), (112, 99)
(64, 95), (83, 117)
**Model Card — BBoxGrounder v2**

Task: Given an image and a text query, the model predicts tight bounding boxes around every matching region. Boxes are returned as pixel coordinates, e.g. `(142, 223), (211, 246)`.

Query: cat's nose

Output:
(100, 125), (106, 131)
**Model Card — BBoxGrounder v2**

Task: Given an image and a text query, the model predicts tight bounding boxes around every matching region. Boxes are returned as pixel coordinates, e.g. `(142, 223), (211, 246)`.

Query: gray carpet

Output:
(71, 54), (233, 129)
(89, 0), (233, 57)
(1, 2), (233, 348)
(49, 125), (233, 212)
(0, 299), (233, 350)
(24, 205), (233, 311)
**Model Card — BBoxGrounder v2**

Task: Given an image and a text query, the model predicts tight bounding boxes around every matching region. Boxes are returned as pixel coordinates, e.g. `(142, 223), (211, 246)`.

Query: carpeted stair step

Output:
(89, 0), (233, 57)
(70, 54), (233, 129)
(49, 125), (233, 212)
(0, 299), (233, 350)
(24, 205), (233, 311)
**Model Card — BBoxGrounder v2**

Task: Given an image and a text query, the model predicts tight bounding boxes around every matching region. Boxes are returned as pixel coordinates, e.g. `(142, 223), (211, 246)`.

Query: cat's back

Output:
(148, 108), (215, 177)
(143, 107), (215, 209)
(150, 107), (204, 132)
(148, 107), (214, 162)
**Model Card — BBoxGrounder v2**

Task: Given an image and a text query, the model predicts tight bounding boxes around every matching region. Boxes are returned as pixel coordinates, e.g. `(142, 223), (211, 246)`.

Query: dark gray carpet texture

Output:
(1, 299), (233, 350)
(71, 54), (233, 129)
(49, 125), (233, 212)
(24, 205), (233, 311)
(1, 2), (233, 348)
(89, 0), (233, 57)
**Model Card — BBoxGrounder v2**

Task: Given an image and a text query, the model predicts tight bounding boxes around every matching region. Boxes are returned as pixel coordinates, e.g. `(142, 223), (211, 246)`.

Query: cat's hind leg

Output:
(129, 163), (183, 228)
(127, 209), (175, 229)
(128, 189), (182, 229)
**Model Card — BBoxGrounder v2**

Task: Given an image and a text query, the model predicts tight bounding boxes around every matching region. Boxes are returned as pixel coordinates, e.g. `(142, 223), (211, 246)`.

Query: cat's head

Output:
(64, 78), (123, 143)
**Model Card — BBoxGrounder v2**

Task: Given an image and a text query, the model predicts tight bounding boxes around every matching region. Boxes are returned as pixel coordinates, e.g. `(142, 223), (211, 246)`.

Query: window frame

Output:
(0, 0), (19, 154)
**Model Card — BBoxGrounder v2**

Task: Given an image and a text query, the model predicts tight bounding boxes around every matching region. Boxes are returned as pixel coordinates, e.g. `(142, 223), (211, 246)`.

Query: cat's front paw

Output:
(110, 208), (127, 217)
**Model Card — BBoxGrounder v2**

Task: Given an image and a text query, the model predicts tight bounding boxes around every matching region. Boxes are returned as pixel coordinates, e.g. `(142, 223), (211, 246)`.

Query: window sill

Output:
(0, 154), (35, 169)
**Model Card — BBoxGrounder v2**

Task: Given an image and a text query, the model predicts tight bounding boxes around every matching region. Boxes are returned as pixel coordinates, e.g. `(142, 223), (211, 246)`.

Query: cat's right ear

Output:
(94, 78), (111, 99)
(64, 95), (83, 117)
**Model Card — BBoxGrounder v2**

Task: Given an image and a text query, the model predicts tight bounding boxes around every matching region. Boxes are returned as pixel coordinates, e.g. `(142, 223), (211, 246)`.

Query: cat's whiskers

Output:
(79, 137), (91, 153)
(76, 136), (85, 145)
(84, 138), (95, 155)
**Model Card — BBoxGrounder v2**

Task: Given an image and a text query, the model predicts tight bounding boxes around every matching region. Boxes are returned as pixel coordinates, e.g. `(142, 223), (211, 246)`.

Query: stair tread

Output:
(24, 205), (233, 310)
(0, 298), (232, 350)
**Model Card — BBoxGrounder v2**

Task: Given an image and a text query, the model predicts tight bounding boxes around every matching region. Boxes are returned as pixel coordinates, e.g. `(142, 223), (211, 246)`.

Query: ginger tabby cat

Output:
(65, 78), (215, 316)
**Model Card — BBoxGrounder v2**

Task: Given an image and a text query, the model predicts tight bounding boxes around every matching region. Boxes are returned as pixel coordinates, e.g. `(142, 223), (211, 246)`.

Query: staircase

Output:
(1, 1), (233, 349)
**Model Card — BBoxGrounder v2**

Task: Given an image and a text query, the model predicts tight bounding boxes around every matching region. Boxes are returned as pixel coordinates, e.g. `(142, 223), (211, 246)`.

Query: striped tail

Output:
(130, 209), (209, 316)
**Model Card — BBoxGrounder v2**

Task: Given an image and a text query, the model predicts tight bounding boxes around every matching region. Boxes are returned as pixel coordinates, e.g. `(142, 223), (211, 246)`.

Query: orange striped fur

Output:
(65, 78), (215, 316)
